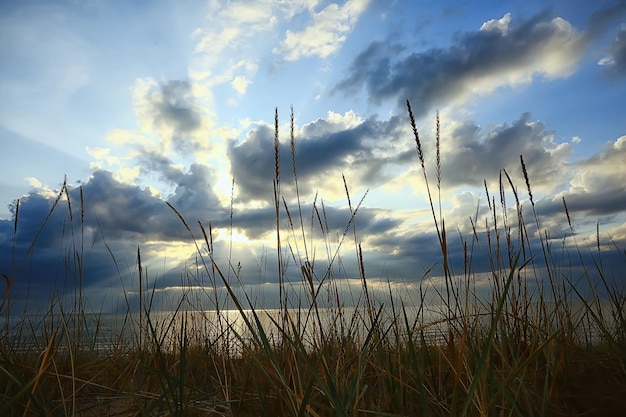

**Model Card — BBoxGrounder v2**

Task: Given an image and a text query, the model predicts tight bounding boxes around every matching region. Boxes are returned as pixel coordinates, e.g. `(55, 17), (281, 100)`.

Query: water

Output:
(1, 301), (620, 355)
(124, 305), (454, 353)
(1, 305), (451, 355)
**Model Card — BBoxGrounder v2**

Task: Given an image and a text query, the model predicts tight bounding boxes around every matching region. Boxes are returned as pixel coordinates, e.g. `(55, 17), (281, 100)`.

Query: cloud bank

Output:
(335, 12), (586, 114)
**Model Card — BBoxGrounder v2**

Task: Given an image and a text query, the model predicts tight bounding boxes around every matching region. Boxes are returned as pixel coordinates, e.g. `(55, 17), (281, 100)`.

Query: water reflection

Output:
(2, 301), (617, 355)
(138, 305), (473, 353)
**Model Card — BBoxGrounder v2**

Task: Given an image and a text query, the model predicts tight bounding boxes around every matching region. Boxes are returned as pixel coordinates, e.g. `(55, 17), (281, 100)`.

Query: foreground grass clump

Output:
(1, 104), (626, 416)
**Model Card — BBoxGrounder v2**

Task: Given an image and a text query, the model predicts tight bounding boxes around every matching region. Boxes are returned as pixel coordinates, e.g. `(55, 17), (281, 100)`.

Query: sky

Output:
(1, 0), (625, 314)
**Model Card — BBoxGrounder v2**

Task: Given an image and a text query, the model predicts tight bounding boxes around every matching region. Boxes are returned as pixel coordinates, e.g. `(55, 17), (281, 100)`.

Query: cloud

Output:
(80, 170), (181, 240)
(123, 77), (233, 192)
(439, 113), (572, 192)
(335, 12), (586, 114)
(480, 13), (512, 32)
(0, 163), (403, 309)
(193, 1), (282, 57)
(598, 26), (626, 76)
(539, 135), (626, 220)
(274, 0), (371, 61)
(227, 111), (408, 204)
(0, 167), (233, 309)
(191, 0), (314, 88)
(227, 106), (580, 214)
(133, 78), (205, 153)
(3, 117), (624, 311)
(27, 168), (226, 244)
(231, 75), (251, 94)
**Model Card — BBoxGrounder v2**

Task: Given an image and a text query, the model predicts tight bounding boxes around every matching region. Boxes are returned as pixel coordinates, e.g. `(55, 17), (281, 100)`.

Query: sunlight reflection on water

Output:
(2, 301), (617, 355)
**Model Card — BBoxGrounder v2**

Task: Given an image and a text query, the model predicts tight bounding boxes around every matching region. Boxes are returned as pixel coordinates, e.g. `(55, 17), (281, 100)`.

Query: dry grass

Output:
(1, 104), (626, 416)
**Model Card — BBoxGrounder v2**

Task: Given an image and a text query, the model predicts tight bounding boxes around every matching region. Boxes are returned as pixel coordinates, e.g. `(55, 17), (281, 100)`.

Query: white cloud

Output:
(598, 56), (615, 66)
(274, 0), (371, 61)
(25, 177), (58, 199)
(300, 109), (364, 136)
(193, 0), (292, 58)
(26, 177), (45, 190)
(469, 17), (584, 97)
(85, 146), (124, 171)
(189, 1), (296, 117)
(105, 129), (152, 148)
(480, 13), (511, 33)
(113, 166), (142, 185)
(194, 25), (242, 57)
(231, 75), (251, 95)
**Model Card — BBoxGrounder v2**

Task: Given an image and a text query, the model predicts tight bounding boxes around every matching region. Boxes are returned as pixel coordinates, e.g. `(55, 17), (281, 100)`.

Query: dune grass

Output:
(1, 103), (626, 416)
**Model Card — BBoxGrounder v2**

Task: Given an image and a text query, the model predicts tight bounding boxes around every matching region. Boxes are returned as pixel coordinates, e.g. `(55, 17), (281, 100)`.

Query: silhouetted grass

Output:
(1, 104), (625, 416)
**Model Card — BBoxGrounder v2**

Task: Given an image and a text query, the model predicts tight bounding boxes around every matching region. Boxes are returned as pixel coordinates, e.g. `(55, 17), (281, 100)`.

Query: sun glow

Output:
(143, 241), (197, 264)
(213, 227), (251, 245)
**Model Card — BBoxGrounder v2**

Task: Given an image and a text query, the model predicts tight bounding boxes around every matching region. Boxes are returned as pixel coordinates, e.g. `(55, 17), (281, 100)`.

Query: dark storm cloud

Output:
(80, 170), (174, 238)
(368, 230), (444, 274)
(335, 12), (585, 115)
(3, 172), (164, 244)
(5, 192), (68, 249)
(79, 169), (228, 241)
(227, 124), (283, 203)
(0, 162), (407, 309)
(0, 168), (231, 310)
(390, 111), (572, 199)
(296, 114), (404, 175)
(228, 115), (406, 203)
(333, 40), (405, 98)
(0, 186), (129, 307)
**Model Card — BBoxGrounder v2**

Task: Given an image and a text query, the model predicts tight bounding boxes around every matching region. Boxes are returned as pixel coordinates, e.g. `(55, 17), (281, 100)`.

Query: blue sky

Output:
(1, 0), (625, 312)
